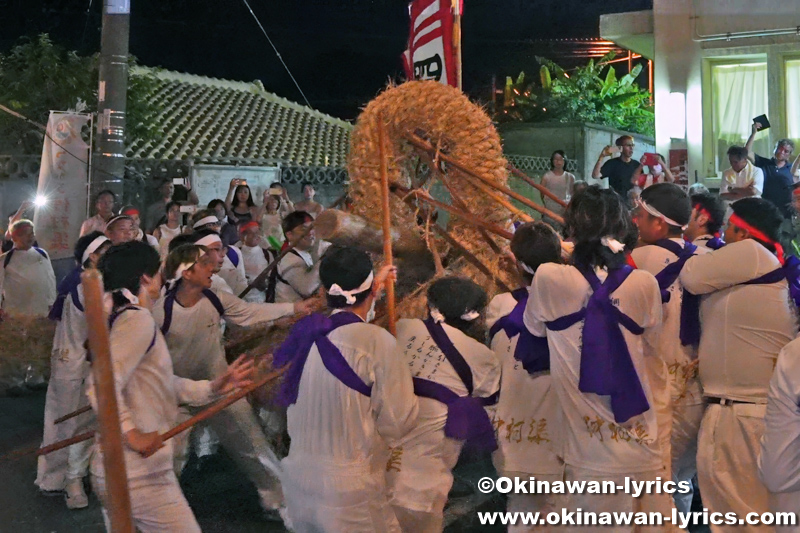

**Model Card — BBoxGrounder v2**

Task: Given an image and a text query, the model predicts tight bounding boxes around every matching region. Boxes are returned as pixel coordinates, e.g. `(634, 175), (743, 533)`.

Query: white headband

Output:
(173, 249), (206, 282)
(430, 307), (481, 323)
(102, 288), (140, 315)
(520, 262), (536, 275)
(82, 235), (109, 264)
(328, 271), (374, 305)
(195, 234), (222, 247)
(600, 236), (626, 254)
(637, 198), (688, 230)
(193, 216), (219, 229)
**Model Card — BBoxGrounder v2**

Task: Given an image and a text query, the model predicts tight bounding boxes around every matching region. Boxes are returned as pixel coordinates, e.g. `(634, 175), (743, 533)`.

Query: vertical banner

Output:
(402, 0), (459, 87)
(33, 112), (91, 260)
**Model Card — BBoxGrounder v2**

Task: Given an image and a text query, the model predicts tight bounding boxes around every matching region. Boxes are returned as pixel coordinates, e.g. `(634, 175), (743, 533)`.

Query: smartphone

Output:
(269, 187), (283, 196)
(643, 152), (659, 167)
(606, 146), (621, 155)
(179, 205), (197, 214)
(173, 178), (187, 186)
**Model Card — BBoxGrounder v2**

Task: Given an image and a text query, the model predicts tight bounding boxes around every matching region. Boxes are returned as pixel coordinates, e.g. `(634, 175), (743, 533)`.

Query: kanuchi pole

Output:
(377, 115), (397, 336)
(81, 269), (134, 533)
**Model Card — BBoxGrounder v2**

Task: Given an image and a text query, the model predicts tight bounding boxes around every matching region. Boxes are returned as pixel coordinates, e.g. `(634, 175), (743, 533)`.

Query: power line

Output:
(239, 0), (312, 109)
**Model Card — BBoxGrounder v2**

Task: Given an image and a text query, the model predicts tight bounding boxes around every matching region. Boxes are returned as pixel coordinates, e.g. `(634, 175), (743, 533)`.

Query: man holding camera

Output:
(592, 135), (640, 200)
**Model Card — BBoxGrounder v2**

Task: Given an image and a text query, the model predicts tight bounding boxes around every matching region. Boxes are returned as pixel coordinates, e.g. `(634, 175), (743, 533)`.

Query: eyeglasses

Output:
(622, 144), (635, 148)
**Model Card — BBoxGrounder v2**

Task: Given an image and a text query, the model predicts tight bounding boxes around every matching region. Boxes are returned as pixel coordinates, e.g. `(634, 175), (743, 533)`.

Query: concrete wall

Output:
(653, 0), (800, 187)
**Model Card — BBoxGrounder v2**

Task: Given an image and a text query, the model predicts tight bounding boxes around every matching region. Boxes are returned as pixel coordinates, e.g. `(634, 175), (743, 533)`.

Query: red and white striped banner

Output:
(402, 0), (461, 87)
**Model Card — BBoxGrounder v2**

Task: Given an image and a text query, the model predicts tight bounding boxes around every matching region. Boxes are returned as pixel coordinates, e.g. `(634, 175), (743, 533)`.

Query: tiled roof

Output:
(126, 67), (352, 167)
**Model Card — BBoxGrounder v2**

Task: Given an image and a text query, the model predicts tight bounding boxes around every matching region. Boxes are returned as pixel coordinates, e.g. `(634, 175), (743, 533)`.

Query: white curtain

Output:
(712, 62), (770, 170)
(785, 59), (800, 142)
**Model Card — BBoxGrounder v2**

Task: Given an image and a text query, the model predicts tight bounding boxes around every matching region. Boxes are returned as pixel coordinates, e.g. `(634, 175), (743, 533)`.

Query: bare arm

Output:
(659, 155), (674, 183)
(746, 122), (761, 162)
(632, 156), (645, 184)
(792, 153), (800, 180)
(224, 179), (238, 214)
(592, 147), (611, 179)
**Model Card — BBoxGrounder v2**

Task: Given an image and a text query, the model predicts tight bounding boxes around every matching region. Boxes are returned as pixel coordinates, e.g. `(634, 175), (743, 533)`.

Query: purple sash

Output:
(652, 239), (701, 347)
(705, 236), (725, 250)
(411, 317), (498, 452)
(161, 279), (225, 335)
(488, 288), (550, 374)
(273, 311), (369, 406)
(742, 256), (800, 307)
(545, 265), (650, 423)
(90, 305), (157, 363)
(49, 266), (84, 321)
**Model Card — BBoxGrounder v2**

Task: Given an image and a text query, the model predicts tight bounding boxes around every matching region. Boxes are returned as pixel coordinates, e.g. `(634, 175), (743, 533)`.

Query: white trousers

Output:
(172, 399), (283, 509)
(697, 403), (772, 532)
(94, 470), (200, 533)
(562, 465), (677, 532)
(670, 401), (705, 514)
(282, 454), (401, 533)
(36, 376), (94, 491)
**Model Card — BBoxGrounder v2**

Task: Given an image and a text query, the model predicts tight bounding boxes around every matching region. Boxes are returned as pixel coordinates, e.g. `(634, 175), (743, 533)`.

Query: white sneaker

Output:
(65, 479), (88, 509)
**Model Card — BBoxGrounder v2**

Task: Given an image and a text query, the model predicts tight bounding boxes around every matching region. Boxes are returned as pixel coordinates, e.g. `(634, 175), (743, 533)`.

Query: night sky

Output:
(1, 0), (652, 120)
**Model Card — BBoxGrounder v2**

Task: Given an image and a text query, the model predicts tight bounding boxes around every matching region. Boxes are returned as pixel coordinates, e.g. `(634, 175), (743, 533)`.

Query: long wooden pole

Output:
(238, 222), (314, 299)
(54, 405), (92, 424)
(378, 115), (397, 336)
(2, 364), (288, 462)
(81, 269), (134, 533)
(452, 0), (462, 90)
(404, 132), (565, 224)
(507, 164), (568, 208)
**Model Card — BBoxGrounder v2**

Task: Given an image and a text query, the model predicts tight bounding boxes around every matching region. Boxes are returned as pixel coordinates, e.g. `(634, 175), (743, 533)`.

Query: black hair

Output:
(269, 182), (284, 189)
(727, 146), (748, 161)
(301, 182), (314, 191)
(165, 200), (180, 213)
(730, 197), (784, 251)
(549, 150), (567, 171)
(615, 135), (634, 147)
(164, 244), (207, 281)
(95, 189), (116, 202)
(282, 210), (312, 235)
(572, 180), (588, 196)
(510, 222), (562, 281)
(207, 198), (226, 210)
(690, 192), (725, 235)
(168, 233), (195, 253)
(98, 241), (160, 309)
(640, 182), (692, 236)
(74, 231), (109, 267)
(319, 246), (373, 308)
(233, 184), (255, 209)
(427, 276), (488, 333)
(564, 185), (637, 269)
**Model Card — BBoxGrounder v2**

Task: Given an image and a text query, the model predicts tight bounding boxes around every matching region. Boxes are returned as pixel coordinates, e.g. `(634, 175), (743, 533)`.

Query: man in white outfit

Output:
(681, 197), (798, 530)
(487, 222), (564, 531)
(389, 276), (501, 532)
(274, 211), (329, 304)
(0, 219), (56, 318)
(275, 246), (418, 532)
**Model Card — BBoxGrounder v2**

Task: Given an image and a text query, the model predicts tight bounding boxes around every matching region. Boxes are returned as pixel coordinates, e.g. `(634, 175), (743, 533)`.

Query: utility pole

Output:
(92, 0), (131, 200)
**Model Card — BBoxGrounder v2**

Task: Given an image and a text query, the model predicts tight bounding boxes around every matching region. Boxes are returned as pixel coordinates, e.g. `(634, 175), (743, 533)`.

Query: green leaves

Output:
(498, 54), (654, 137)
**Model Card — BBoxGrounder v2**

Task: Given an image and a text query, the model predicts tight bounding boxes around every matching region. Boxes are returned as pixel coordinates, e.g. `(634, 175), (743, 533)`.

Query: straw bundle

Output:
(0, 315), (56, 395)
(347, 80), (515, 312)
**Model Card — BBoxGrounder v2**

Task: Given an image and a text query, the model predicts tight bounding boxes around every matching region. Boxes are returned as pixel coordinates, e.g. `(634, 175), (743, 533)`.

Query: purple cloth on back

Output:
(488, 288), (550, 374)
(652, 239), (700, 347)
(545, 265), (650, 423)
(273, 311), (369, 406)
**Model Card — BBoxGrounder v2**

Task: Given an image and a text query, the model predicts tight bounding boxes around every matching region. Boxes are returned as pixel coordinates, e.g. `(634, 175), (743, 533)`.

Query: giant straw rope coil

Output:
(347, 80), (515, 316)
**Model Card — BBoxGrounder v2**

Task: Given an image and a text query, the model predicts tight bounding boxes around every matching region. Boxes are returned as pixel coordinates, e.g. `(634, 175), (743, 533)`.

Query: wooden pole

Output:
(378, 115), (397, 336)
(81, 269), (133, 533)
(404, 132), (565, 223)
(452, 0), (462, 90)
(238, 223), (314, 299)
(54, 405), (92, 425)
(507, 164), (568, 208)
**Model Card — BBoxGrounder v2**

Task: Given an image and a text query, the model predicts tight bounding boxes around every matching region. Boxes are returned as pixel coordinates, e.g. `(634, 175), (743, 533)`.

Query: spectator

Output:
(268, 182), (295, 218)
(688, 183), (710, 196)
(592, 135), (640, 200)
(120, 206), (158, 249)
(632, 153), (674, 193)
(746, 123), (795, 217)
(294, 182), (324, 219)
(224, 179), (259, 227)
(236, 221), (272, 303)
(153, 201), (184, 259)
(720, 146), (764, 218)
(540, 150), (575, 227)
(4, 200), (35, 253)
(79, 190), (116, 236)
(208, 199), (239, 246)
(0, 219), (56, 318)
(259, 194), (285, 250)
(145, 179), (198, 232)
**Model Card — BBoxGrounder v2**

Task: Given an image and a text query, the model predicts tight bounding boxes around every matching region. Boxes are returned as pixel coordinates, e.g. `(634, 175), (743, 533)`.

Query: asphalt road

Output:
(0, 389), (505, 533)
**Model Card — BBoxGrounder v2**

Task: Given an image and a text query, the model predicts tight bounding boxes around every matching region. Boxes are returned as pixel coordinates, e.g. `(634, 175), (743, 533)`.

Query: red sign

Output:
(402, 0), (460, 87)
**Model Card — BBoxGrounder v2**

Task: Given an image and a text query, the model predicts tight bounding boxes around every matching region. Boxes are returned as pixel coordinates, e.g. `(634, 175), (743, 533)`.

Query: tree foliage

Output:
(0, 34), (163, 154)
(499, 52), (654, 138)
